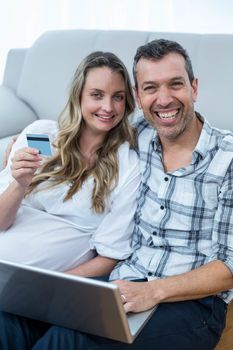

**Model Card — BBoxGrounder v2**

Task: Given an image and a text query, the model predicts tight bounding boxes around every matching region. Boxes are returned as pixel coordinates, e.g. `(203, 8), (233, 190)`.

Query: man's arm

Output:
(116, 161), (233, 312)
(115, 260), (233, 313)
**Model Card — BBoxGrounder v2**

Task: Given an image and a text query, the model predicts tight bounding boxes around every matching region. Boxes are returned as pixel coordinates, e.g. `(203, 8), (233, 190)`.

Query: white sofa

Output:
(0, 29), (232, 349)
(1, 29), (233, 169)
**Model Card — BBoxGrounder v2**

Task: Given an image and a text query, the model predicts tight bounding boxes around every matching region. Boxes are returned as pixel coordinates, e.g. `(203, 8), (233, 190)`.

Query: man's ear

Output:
(134, 87), (142, 109)
(192, 78), (198, 102)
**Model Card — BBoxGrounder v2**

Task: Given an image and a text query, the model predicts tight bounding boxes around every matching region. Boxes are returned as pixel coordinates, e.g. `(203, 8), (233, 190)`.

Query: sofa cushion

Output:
(0, 86), (37, 138)
(17, 29), (148, 121)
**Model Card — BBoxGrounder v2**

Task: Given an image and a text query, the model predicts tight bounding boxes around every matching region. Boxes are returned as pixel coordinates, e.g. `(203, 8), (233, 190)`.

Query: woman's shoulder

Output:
(117, 142), (139, 168)
(25, 119), (58, 137)
(111, 142), (140, 194)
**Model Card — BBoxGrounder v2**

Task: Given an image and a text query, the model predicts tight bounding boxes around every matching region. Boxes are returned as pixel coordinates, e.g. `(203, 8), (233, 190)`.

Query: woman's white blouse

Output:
(0, 120), (140, 271)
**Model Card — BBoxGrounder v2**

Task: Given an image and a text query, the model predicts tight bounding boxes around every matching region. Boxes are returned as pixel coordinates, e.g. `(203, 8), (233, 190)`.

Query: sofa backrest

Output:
(17, 29), (233, 131)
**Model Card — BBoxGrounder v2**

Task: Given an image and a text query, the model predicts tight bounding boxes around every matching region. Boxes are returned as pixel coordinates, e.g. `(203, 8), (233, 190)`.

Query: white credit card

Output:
(26, 134), (52, 156)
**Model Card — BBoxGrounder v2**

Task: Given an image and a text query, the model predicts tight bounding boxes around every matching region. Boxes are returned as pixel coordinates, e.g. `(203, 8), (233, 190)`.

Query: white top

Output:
(0, 120), (140, 271)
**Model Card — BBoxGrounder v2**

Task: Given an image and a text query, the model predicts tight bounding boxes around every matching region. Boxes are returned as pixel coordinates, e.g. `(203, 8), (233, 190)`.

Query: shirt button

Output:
(221, 292), (228, 299)
(164, 177), (169, 181)
(152, 231), (157, 235)
(148, 272), (153, 276)
(160, 205), (165, 210)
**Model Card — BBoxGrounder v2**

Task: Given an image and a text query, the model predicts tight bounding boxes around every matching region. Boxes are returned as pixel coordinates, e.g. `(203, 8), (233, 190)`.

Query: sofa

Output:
(0, 29), (232, 349)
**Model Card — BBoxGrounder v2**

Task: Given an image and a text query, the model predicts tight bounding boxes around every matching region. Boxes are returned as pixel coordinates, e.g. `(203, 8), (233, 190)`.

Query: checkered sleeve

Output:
(214, 159), (233, 273)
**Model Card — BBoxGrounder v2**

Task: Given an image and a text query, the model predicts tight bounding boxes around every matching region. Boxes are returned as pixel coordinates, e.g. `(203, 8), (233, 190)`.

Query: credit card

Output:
(26, 134), (52, 156)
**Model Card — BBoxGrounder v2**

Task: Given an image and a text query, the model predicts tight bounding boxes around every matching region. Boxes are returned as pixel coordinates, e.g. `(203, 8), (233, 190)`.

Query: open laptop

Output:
(0, 259), (157, 344)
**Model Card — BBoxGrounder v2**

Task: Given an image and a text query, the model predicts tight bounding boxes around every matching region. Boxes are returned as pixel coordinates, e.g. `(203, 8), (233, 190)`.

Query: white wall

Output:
(1, 0), (233, 82)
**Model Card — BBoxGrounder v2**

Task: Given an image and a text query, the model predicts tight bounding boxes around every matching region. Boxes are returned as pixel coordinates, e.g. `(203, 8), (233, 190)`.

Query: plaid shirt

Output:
(110, 114), (233, 303)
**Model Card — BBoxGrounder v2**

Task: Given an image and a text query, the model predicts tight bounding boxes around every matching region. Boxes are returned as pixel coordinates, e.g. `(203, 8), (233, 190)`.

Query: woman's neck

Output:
(79, 128), (106, 167)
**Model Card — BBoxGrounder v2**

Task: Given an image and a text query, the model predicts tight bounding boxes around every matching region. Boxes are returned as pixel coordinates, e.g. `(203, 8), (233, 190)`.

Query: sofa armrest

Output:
(3, 48), (28, 92)
(0, 135), (16, 171)
(0, 85), (37, 138)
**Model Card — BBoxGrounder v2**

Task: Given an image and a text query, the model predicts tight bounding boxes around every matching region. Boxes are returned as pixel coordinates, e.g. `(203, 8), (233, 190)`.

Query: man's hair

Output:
(133, 39), (194, 90)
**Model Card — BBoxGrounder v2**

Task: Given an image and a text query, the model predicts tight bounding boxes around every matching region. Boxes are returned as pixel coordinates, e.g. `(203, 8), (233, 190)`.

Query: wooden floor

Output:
(215, 302), (233, 350)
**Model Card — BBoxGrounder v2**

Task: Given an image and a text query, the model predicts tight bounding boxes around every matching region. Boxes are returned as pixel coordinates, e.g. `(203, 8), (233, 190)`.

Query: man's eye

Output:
(171, 82), (183, 88)
(143, 86), (156, 93)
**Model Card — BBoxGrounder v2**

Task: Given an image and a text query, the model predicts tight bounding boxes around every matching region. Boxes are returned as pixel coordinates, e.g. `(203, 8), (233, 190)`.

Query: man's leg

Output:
(32, 296), (227, 350)
(0, 311), (50, 350)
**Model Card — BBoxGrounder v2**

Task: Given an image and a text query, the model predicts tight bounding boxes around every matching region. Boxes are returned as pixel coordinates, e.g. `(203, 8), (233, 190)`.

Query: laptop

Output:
(0, 259), (157, 344)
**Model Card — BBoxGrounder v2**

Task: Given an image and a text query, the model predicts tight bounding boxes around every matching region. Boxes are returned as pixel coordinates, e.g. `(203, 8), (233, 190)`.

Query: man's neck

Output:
(160, 116), (203, 173)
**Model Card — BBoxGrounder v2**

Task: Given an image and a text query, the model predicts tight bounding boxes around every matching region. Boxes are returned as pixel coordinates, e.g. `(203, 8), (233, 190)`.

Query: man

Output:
(0, 39), (233, 350)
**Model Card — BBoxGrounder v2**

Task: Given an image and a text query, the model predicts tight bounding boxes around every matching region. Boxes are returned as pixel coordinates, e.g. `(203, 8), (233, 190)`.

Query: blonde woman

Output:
(0, 51), (140, 277)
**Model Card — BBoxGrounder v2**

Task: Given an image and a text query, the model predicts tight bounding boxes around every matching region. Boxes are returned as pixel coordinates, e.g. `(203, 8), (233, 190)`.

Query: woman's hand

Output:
(11, 147), (42, 188)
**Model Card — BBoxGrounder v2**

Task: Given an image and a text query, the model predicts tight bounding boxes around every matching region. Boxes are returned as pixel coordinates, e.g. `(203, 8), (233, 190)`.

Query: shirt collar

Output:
(192, 113), (212, 160)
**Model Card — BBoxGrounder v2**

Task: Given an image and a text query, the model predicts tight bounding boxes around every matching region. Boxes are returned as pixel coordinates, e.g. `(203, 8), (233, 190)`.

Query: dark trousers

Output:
(0, 296), (227, 350)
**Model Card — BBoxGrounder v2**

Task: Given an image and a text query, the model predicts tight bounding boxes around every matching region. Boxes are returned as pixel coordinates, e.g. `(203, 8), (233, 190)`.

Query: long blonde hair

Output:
(27, 51), (136, 213)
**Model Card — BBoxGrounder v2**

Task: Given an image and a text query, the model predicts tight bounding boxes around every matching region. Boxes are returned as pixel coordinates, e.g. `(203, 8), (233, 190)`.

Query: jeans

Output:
(0, 296), (227, 350)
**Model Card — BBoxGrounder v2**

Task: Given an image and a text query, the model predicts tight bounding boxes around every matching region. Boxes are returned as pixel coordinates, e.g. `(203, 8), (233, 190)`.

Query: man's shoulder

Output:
(209, 125), (233, 151)
(134, 116), (154, 136)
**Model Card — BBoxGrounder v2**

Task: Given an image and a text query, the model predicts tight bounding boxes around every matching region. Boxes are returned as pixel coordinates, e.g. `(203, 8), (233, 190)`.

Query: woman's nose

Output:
(102, 97), (113, 112)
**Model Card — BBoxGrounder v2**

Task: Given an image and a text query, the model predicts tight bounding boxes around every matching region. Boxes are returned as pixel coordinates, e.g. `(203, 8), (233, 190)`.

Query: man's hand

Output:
(3, 135), (18, 167)
(115, 261), (233, 314)
(113, 279), (158, 313)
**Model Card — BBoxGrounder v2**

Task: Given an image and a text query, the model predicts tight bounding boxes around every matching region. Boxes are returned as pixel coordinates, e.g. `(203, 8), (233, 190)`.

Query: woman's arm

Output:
(66, 255), (118, 277)
(0, 147), (42, 230)
(66, 148), (140, 278)
(0, 180), (27, 230)
(89, 147), (140, 262)
(0, 120), (57, 230)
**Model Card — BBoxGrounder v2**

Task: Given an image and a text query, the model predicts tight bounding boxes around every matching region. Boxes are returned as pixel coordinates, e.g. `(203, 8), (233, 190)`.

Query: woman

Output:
(0, 51), (140, 277)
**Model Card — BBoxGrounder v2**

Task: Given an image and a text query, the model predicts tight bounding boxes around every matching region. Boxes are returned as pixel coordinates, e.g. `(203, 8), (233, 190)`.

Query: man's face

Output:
(135, 53), (198, 142)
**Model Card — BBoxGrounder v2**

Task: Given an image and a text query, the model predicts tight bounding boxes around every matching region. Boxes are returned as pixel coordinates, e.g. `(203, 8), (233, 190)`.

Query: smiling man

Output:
(109, 39), (233, 349)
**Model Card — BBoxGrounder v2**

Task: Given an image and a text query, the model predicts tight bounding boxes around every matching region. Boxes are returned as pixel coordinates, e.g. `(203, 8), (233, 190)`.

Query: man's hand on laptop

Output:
(114, 280), (158, 313)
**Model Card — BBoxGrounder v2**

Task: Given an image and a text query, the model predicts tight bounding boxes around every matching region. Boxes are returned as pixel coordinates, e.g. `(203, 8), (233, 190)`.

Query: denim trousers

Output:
(0, 296), (227, 350)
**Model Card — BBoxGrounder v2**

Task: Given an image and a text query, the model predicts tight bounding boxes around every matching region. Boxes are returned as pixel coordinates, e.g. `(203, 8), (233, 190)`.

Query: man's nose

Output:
(156, 87), (173, 107)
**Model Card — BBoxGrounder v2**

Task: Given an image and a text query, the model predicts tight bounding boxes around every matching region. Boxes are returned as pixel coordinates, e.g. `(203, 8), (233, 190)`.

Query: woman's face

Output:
(81, 67), (126, 136)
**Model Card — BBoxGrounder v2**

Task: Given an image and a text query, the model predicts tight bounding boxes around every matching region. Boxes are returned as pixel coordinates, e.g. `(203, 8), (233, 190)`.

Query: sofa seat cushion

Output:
(0, 86), (37, 138)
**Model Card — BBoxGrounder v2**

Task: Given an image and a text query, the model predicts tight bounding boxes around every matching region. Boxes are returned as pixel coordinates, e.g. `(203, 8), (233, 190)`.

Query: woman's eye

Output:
(113, 95), (124, 101)
(91, 92), (102, 98)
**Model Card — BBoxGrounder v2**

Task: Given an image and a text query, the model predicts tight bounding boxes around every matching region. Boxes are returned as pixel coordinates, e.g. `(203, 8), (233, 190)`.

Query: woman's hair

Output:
(27, 51), (136, 213)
